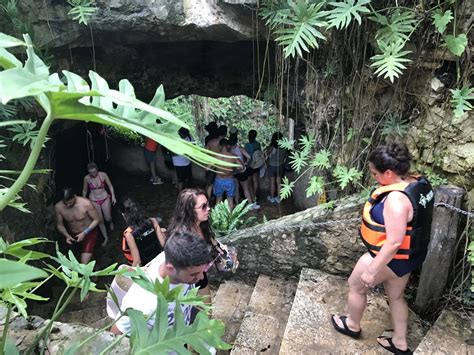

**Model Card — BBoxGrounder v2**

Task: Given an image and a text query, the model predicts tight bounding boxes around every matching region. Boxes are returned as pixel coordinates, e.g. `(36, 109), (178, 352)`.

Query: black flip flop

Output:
(330, 315), (361, 339)
(377, 336), (412, 354)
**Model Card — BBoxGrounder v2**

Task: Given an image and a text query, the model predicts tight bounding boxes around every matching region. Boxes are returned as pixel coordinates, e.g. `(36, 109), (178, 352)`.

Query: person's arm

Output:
(75, 201), (101, 243)
(110, 324), (123, 335)
(361, 192), (411, 285)
(240, 147), (251, 164)
(55, 206), (75, 245)
(124, 231), (141, 267)
(102, 172), (116, 205)
(151, 217), (166, 247)
(82, 176), (88, 198)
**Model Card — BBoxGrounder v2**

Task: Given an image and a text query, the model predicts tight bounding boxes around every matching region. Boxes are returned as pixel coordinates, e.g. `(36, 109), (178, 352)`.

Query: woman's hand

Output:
(111, 195), (117, 205)
(360, 271), (375, 288)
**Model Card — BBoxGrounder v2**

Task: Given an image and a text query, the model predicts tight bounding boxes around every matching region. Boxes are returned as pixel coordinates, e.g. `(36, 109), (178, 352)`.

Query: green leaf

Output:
(450, 86), (474, 118)
(311, 149), (331, 169)
(23, 34), (49, 79)
(306, 176), (325, 198)
(4, 337), (20, 355)
(0, 33), (26, 48)
(0, 259), (47, 289)
(289, 151), (308, 174)
(278, 137), (295, 150)
(0, 48), (22, 70)
(444, 34), (467, 56)
(0, 68), (60, 104)
(326, 0), (370, 30)
(67, 0), (97, 25)
(332, 165), (363, 189)
(432, 9), (453, 34)
(0, 237), (51, 260)
(371, 9), (417, 43)
(280, 176), (295, 200)
(370, 39), (412, 83)
(274, 1), (327, 58)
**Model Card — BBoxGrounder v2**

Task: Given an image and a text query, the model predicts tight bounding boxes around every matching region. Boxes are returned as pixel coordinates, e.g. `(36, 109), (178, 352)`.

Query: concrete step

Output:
(279, 268), (427, 354)
(414, 309), (473, 354)
(212, 281), (254, 346)
(231, 275), (298, 354)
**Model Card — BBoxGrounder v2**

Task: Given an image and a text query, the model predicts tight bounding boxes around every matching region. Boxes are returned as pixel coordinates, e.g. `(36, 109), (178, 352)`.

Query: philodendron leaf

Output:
(0, 33), (26, 48)
(0, 259), (47, 289)
(432, 9), (453, 34)
(444, 34), (467, 56)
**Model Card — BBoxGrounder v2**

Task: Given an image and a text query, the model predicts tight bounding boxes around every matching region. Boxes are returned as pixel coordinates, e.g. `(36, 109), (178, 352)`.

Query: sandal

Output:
(330, 315), (361, 339)
(377, 336), (412, 354)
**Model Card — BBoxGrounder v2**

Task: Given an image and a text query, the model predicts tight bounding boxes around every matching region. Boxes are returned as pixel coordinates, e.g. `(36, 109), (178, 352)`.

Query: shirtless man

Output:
(55, 188), (100, 264)
(205, 125), (227, 198)
(213, 138), (242, 211)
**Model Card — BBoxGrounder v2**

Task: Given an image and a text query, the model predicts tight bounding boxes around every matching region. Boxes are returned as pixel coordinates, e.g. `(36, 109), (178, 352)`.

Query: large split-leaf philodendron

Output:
(0, 32), (234, 212)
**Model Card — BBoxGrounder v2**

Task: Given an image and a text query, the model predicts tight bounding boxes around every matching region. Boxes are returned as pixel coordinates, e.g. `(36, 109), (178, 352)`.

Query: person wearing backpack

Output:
(245, 130), (264, 201)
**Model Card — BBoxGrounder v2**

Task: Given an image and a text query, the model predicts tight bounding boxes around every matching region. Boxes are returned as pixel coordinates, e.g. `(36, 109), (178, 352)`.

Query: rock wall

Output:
(219, 194), (365, 279)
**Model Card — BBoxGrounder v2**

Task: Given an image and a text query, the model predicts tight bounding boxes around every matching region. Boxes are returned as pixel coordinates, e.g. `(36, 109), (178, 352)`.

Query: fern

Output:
(370, 39), (412, 83)
(299, 133), (315, 155)
(310, 149), (331, 169)
(280, 176), (295, 200)
(67, 0), (96, 25)
(274, 0), (327, 58)
(260, 0), (291, 30)
(326, 0), (370, 30)
(210, 200), (256, 237)
(371, 9), (417, 43)
(333, 165), (362, 189)
(432, 9), (453, 34)
(450, 86), (474, 118)
(444, 34), (467, 57)
(8, 121), (49, 149)
(306, 175), (325, 197)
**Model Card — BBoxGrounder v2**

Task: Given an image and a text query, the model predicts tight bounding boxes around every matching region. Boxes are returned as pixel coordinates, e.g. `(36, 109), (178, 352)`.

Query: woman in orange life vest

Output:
(120, 198), (166, 267)
(331, 143), (434, 355)
(82, 162), (117, 247)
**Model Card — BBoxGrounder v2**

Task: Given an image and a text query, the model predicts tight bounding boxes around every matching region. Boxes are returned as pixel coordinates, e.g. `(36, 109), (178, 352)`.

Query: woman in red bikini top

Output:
(82, 162), (117, 247)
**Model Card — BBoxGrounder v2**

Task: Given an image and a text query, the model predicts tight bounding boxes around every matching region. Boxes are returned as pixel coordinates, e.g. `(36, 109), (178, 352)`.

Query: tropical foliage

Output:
(0, 32), (235, 212)
(260, 0), (469, 116)
(278, 135), (364, 200)
(210, 200), (257, 237)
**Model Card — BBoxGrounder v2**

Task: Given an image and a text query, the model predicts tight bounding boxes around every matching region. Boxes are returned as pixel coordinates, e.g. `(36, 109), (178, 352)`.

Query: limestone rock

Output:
(414, 310), (473, 354)
(279, 269), (427, 354)
(231, 275), (297, 354)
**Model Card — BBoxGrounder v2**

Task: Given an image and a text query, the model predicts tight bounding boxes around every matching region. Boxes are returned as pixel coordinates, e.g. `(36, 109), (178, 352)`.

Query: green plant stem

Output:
(0, 111), (54, 211)
(72, 315), (123, 352)
(27, 286), (77, 355)
(0, 303), (12, 354)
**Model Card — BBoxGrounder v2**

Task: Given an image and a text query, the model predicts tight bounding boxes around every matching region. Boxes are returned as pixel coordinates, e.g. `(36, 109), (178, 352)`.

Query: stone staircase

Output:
(213, 269), (473, 354)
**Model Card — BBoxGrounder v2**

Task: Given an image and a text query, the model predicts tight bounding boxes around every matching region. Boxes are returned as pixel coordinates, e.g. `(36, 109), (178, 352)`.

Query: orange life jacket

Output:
(122, 223), (162, 266)
(360, 176), (434, 260)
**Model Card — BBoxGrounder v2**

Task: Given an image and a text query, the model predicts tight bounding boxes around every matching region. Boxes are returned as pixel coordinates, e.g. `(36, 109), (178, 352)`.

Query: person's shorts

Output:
(268, 164), (285, 178)
(164, 158), (174, 170)
(213, 177), (236, 198)
(248, 167), (260, 175)
(81, 228), (97, 254)
(234, 168), (250, 182)
(205, 170), (216, 186)
(143, 148), (156, 164)
(175, 164), (192, 182)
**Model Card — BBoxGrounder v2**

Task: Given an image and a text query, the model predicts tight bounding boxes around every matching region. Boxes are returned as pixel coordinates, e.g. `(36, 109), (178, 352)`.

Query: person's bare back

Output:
(216, 147), (241, 178)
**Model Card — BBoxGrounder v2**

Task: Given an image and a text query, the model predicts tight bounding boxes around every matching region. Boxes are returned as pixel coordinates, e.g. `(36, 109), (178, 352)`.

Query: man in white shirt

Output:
(110, 232), (212, 335)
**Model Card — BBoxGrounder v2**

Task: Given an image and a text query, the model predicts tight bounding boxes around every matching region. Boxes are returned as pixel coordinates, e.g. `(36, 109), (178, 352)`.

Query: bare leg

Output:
(252, 173), (259, 199)
(270, 176), (276, 198)
(226, 196), (234, 211)
(234, 178), (239, 204)
(240, 180), (254, 204)
(276, 176), (282, 198)
(334, 253), (399, 332)
(216, 196), (223, 205)
(92, 201), (107, 246)
(379, 274), (411, 351)
(149, 161), (157, 181)
(81, 252), (93, 264)
(206, 184), (213, 199)
(101, 198), (113, 245)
